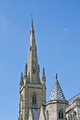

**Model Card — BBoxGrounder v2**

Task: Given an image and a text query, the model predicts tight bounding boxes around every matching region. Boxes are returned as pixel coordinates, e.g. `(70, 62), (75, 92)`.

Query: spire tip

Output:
(56, 73), (57, 79)
(31, 14), (33, 23)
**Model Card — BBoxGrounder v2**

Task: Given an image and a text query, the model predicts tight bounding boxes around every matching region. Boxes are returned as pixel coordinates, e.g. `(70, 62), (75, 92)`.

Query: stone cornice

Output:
(19, 83), (43, 93)
(46, 100), (68, 106)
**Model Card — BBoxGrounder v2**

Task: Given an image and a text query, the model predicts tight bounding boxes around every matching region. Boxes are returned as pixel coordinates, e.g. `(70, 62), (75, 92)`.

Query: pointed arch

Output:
(32, 94), (36, 105)
(31, 91), (37, 106)
(59, 110), (63, 119)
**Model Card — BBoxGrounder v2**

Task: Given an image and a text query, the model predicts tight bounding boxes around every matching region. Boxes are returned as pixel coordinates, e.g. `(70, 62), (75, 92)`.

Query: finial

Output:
(31, 14), (33, 21)
(30, 15), (34, 33)
(56, 73), (57, 79)
(21, 72), (23, 79)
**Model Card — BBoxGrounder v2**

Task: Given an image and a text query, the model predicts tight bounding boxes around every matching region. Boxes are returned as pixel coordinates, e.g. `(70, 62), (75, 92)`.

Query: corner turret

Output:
(46, 73), (68, 120)
(49, 73), (65, 101)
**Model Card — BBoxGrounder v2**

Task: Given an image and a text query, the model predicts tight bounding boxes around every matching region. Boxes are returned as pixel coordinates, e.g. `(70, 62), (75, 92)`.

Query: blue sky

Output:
(0, 0), (80, 120)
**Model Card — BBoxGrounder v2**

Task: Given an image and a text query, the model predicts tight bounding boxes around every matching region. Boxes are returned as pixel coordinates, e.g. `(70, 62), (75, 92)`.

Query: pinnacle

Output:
(24, 64), (27, 77)
(42, 68), (46, 80)
(20, 72), (23, 85)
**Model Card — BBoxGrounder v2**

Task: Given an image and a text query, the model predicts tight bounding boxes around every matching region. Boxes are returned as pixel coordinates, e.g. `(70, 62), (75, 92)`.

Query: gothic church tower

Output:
(18, 20), (46, 120)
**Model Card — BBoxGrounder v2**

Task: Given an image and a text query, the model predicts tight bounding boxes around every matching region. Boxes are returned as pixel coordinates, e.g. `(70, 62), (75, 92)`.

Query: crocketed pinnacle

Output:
(49, 74), (66, 101)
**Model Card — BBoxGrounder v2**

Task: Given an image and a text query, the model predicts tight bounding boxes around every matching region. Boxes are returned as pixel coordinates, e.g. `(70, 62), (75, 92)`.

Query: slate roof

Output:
(68, 93), (80, 104)
(31, 106), (46, 120)
(49, 79), (66, 101)
(32, 108), (40, 120)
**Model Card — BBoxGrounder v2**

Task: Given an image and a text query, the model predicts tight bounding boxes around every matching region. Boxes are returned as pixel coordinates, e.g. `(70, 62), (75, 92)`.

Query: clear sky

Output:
(0, 0), (80, 120)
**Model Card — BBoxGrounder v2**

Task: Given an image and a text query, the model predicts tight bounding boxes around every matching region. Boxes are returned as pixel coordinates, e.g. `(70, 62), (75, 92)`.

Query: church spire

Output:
(27, 20), (40, 84)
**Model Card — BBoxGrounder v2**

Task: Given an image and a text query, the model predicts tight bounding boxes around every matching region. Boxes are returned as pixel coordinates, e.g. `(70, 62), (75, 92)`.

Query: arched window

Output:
(59, 110), (63, 119)
(32, 94), (36, 106)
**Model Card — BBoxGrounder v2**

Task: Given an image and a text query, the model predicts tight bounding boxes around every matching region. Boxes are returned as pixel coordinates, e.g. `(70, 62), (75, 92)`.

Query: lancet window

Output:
(59, 110), (63, 119)
(32, 94), (36, 106)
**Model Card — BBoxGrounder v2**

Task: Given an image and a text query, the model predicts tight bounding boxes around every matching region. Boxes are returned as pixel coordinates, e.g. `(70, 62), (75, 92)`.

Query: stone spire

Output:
(49, 73), (66, 101)
(27, 20), (40, 84)
(20, 72), (24, 87)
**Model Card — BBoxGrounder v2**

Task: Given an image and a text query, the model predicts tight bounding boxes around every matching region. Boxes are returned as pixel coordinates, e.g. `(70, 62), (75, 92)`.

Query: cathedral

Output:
(18, 20), (80, 120)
